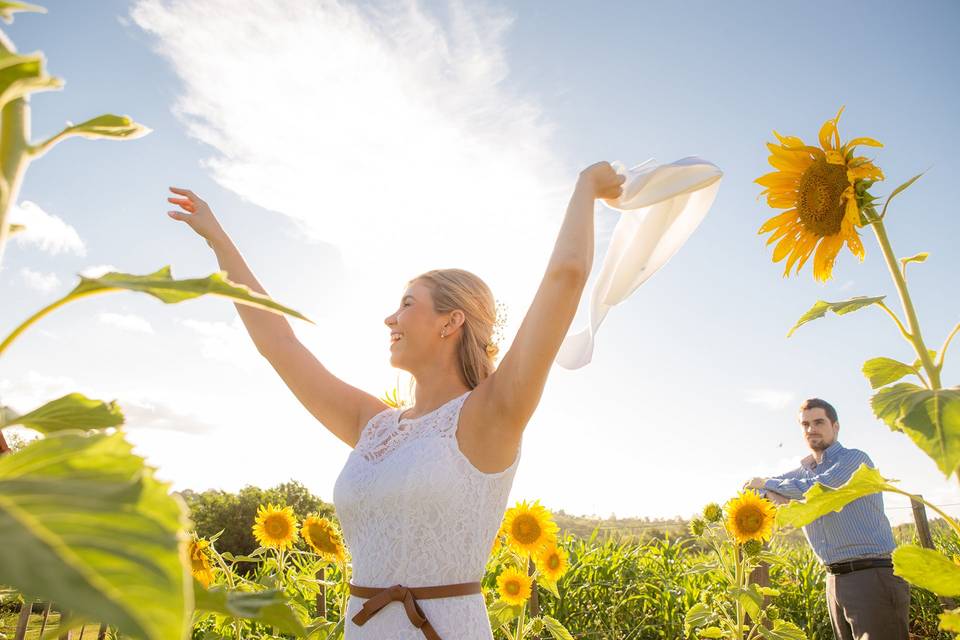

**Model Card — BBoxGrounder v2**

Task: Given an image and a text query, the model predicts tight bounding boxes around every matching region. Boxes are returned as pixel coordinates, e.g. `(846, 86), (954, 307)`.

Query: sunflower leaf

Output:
(32, 114), (151, 157)
(0, 431), (189, 640)
(880, 172), (925, 219)
(487, 599), (522, 628)
(862, 357), (919, 389)
(193, 584), (307, 636)
(541, 615), (575, 640)
(941, 607), (960, 632)
(787, 296), (886, 337)
(4, 393), (124, 433)
(0, 1), (45, 23)
(871, 384), (960, 477)
(759, 620), (807, 640)
(777, 464), (898, 528)
(900, 252), (929, 271)
(892, 545), (960, 596)
(684, 602), (717, 632)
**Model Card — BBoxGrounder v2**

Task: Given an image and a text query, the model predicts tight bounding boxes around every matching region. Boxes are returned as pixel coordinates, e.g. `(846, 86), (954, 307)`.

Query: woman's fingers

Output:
(167, 210), (191, 221)
(169, 186), (202, 203)
(167, 197), (196, 212)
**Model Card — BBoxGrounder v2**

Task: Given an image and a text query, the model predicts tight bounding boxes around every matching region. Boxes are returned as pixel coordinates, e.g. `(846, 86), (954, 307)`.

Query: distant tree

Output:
(178, 480), (336, 563)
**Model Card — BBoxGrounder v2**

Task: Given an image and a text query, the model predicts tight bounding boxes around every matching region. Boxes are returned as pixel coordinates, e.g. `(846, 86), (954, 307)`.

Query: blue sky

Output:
(2, 0), (959, 525)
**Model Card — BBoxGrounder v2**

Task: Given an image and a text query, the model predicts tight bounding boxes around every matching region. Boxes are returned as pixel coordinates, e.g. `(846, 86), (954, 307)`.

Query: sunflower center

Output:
(734, 506), (764, 535)
(265, 515), (290, 538)
(308, 526), (335, 552)
(511, 515), (542, 544)
(505, 580), (520, 595)
(547, 554), (560, 570)
(796, 157), (849, 236)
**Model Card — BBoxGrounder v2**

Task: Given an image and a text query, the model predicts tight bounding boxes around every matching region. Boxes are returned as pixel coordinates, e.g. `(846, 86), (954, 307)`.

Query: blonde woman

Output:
(165, 161), (624, 639)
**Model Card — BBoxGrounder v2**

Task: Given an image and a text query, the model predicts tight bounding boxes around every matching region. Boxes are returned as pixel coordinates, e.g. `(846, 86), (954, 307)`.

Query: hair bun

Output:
(485, 342), (499, 358)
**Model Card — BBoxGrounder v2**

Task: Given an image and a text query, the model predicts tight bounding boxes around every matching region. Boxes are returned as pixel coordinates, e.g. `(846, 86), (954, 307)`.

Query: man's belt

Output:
(825, 557), (893, 575)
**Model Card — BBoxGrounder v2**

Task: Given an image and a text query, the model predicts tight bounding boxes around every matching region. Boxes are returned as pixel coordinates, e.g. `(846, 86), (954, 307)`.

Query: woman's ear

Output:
(448, 309), (466, 332)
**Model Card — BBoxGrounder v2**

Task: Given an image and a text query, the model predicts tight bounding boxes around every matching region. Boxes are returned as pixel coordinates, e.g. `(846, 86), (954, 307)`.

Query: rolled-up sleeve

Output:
(764, 451), (871, 500)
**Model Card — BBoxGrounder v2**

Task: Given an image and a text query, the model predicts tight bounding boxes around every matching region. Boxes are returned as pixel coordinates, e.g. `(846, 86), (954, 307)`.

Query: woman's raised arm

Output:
(167, 187), (386, 446)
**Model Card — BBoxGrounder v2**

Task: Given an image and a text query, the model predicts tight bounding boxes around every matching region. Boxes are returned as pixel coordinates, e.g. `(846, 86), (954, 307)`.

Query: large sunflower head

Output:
(496, 566), (533, 606)
(534, 544), (569, 583)
(252, 503), (298, 550)
(189, 537), (215, 588)
(724, 490), (777, 545)
(756, 107), (884, 282)
(501, 500), (559, 556)
(301, 515), (347, 563)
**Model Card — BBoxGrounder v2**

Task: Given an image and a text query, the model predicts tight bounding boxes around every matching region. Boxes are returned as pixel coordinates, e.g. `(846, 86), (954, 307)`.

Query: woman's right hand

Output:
(167, 187), (227, 246)
(577, 161), (625, 201)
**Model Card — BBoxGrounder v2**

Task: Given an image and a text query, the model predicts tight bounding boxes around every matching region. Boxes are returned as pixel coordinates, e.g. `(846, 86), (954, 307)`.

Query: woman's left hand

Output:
(577, 161), (625, 201)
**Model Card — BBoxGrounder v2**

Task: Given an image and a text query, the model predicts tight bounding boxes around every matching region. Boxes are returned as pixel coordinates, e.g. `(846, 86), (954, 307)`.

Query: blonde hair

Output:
(412, 269), (498, 389)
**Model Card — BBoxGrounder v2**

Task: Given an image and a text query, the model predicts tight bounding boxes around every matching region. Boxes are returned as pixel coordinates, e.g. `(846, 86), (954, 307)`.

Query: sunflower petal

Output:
(758, 209), (798, 234)
(812, 234), (845, 282)
(845, 136), (883, 149)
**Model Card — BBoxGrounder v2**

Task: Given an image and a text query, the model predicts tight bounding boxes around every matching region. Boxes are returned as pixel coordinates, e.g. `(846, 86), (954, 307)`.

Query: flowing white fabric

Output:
(556, 157), (723, 369)
(333, 391), (520, 639)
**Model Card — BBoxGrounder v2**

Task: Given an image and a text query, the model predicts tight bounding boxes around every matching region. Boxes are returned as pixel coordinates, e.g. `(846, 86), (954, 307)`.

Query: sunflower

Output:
(534, 544), (569, 583)
(301, 515), (346, 563)
(755, 107), (884, 282)
(724, 491), (776, 545)
(496, 566), (533, 606)
(189, 537), (215, 588)
(702, 502), (723, 523)
(252, 503), (298, 550)
(502, 500), (559, 556)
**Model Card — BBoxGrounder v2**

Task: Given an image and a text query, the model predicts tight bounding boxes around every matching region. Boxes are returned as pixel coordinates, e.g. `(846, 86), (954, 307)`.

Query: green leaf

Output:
(881, 172), (925, 219)
(0, 1), (45, 23)
(541, 615), (575, 640)
(757, 586), (781, 597)
(70, 266), (312, 322)
(759, 620), (807, 640)
(539, 576), (560, 598)
(900, 252), (928, 270)
(193, 584), (307, 636)
(862, 357), (918, 389)
(777, 464), (897, 528)
(732, 586), (762, 621)
(0, 431), (189, 640)
(892, 545), (960, 596)
(699, 627), (725, 639)
(787, 296), (886, 338)
(4, 393), (124, 434)
(684, 602), (717, 631)
(487, 599), (522, 629)
(32, 114), (151, 156)
(940, 607), (960, 632)
(872, 384), (960, 477)
(0, 52), (62, 108)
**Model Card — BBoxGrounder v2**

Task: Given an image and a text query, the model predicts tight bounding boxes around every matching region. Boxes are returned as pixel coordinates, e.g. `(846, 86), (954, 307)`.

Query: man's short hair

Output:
(799, 398), (838, 424)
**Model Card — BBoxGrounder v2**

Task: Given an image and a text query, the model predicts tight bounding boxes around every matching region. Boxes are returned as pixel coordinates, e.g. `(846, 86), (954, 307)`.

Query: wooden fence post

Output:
(911, 495), (957, 610)
(527, 556), (540, 618)
(14, 600), (32, 640)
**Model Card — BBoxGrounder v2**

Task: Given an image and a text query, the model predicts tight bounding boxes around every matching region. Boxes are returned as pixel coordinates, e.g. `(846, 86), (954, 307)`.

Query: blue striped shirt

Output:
(763, 441), (895, 565)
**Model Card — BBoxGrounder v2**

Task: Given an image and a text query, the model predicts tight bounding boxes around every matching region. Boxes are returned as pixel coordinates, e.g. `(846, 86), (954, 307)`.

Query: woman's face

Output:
(384, 280), (444, 371)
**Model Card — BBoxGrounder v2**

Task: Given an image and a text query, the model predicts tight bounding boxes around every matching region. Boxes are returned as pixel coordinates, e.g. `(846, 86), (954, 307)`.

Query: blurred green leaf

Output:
(732, 586), (762, 622)
(9, 223), (26, 236)
(0, 431), (189, 640)
(862, 357), (918, 389)
(4, 393), (124, 433)
(0, 1), (45, 24)
(193, 584), (307, 636)
(759, 620), (807, 640)
(872, 383), (960, 476)
(487, 599), (522, 629)
(0, 52), (62, 108)
(684, 602), (716, 631)
(941, 607), (960, 632)
(698, 627), (724, 639)
(893, 545), (960, 596)
(787, 296), (886, 337)
(777, 464), (896, 528)
(541, 615), (574, 640)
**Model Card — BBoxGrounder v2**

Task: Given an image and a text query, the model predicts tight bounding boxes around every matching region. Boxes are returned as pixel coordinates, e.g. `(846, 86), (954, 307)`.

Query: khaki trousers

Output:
(825, 566), (910, 640)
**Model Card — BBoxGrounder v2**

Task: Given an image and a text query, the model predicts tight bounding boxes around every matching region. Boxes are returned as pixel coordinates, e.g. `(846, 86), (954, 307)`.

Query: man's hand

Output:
(744, 477), (768, 490)
(765, 491), (790, 505)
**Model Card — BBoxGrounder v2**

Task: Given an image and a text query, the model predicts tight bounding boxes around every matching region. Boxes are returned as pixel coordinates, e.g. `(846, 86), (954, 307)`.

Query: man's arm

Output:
(762, 450), (871, 500)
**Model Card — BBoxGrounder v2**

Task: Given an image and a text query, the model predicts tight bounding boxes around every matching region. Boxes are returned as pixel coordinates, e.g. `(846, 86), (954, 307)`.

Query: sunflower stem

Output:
(868, 217), (941, 388)
(936, 322), (960, 371)
(515, 594), (526, 640)
(875, 301), (913, 343)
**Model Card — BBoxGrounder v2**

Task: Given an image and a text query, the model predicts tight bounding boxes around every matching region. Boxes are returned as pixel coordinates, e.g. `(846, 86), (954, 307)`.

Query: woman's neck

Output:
(406, 367), (470, 420)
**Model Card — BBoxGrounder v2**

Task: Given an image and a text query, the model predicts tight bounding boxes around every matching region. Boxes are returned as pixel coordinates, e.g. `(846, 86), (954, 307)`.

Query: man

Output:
(744, 398), (910, 640)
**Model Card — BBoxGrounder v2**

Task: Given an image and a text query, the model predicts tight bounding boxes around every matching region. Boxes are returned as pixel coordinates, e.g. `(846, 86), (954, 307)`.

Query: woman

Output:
(165, 161), (624, 639)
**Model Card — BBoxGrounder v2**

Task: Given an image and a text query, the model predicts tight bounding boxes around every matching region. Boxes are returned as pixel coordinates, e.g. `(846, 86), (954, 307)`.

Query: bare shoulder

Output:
(456, 376), (524, 474)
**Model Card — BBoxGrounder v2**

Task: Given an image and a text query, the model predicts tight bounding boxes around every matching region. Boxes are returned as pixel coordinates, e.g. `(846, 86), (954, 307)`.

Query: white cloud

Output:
(20, 267), (61, 293)
(120, 397), (216, 434)
(80, 264), (120, 278)
(177, 315), (261, 372)
(745, 388), (796, 411)
(130, 0), (568, 342)
(9, 201), (86, 256)
(98, 312), (155, 334)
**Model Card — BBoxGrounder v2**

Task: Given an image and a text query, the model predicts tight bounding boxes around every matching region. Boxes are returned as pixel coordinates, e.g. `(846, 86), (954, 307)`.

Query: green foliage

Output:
(862, 357), (919, 389)
(776, 464), (896, 528)
(871, 383), (960, 477)
(787, 296), (886, 337)
(180, 482), (335, 565)
(3, 393), (124, 434)
(892, 544), (960, 597)
(0, 431), (190, 639)
(0, 1), (44, 23)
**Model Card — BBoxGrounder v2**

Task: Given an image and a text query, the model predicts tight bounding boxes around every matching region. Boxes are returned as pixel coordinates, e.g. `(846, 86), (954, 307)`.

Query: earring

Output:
(440, 329), (446, 338)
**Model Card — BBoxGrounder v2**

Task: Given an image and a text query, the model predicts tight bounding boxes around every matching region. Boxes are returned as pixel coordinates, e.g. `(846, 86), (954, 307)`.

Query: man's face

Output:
(799, 407), (839, 452)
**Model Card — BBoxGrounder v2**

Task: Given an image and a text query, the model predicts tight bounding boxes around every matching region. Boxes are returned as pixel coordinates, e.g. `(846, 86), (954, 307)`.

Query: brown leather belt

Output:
(349, 581), (482, 640)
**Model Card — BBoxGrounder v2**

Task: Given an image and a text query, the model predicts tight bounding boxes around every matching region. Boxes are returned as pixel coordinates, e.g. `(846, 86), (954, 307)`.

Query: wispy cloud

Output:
(120, 397), (217, 434)
(177, 316), (261, 372)
(130, 0), (567, 329)
(98, 312), (155, 334)
(744, 388), (796, 411)
(80, 264), (120, 278)
(19, 267), (61, 293)
(9, 201), (86, 256)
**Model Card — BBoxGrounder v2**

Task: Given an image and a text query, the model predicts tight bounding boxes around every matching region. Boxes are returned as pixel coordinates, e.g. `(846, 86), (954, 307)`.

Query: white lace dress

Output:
(333, 390), (521, 639)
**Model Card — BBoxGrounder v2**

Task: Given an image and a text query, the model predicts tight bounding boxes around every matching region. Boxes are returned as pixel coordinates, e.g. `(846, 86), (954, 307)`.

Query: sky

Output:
(2, 0), (959, 526)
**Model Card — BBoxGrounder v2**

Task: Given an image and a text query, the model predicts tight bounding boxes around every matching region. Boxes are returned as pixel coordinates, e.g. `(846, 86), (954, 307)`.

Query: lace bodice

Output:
(333, 390), (521, 639)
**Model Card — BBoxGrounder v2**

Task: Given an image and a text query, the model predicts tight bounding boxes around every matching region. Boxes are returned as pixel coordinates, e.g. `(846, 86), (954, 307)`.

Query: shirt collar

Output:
(801, 441), (844, 469)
